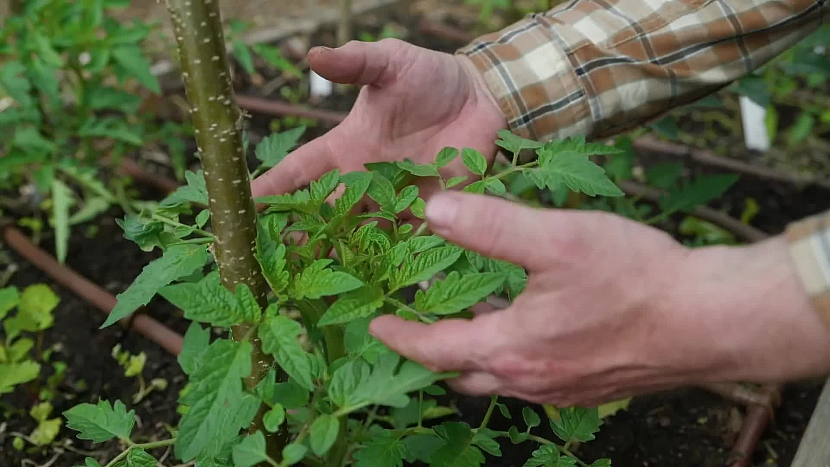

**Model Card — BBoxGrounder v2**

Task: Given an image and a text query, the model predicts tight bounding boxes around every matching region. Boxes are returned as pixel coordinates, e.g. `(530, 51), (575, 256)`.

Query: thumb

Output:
(307, 40), (399, 86)
(426, 192), (558, 271)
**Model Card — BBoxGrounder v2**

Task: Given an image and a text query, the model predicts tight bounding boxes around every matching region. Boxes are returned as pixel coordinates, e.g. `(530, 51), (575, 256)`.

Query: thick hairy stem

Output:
(10, 0), (26, 14)
(337, 0), (353, 47)
(164, 0), (288, 458)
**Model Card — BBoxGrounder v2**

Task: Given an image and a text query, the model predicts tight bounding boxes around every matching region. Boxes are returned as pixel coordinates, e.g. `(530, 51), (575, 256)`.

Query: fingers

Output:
(425, 192), (559, 271)
(368, 313), (500, 373)
(251, 133), (338, 198)
(307, 40), (401, 87)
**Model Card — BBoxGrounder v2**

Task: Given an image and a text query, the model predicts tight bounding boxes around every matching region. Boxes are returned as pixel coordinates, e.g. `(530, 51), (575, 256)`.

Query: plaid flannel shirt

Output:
(459, 0), (830, 326)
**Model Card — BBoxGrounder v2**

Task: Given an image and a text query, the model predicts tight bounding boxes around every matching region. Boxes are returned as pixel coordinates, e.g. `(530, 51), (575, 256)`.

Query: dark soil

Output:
(2, 4), (829, 467)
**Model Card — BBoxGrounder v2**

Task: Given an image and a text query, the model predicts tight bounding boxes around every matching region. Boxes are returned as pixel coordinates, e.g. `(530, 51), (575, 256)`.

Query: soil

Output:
(2, 2), (830, 467)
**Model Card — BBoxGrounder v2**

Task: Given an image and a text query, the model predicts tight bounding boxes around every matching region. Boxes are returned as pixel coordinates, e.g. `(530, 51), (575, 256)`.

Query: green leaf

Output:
(63, 400), (135, 443)
(233, 40), (256, 75)
(549, 407), (601, 443)
(367, 172), (397, 209)
(259, 315), (314, 390)
(69, 197), (111, 226)
(282, 443), (308, 465)
(335, 172), (372, 216)
(160, 273), (251, 327)
(112, 45), (160, 94)
(252, 44), (303, 77)
(649, 116), (679, 140)
(79, 117), (144, 146)
(788, 112), (815, 146)
(311, 169), (341, 203)
(473, 430), (502, 457)
(263, 405), (285, 432)
(7, 338), (34, 363)
(645, 162), (684, 190)
(403, 434), (445, 463)
(290, 259), (363, 300)
(536, 149), (623, 197)
(431, 422), (485, 467)
(591, 460), (612, 467)
(461, 148), (488, 176)
(414, 272), (504, 315)
(508, 426), (529, 444)
(0, 287), (20, 321)
(318, 287), (384, 326)
(13, 126), (55, 156)
(30, 418), (62, 446)
(255, 127), (305, 169)
(496, 403), (511, 420)
(391, 246), (463, 291)
(353, 430), (408, 467)
(103, 245), (207, 328)
(175, 339), (253, 461)
(17, 284), (59, 328)
(119, 449), (157, 467)
(658, 174), (740, 219)
(0, 61), (34, 108)
(161, 171), (209, 207)
(86, 85), (143, 113)
(0, 361), (40, 394)
(256, 214), (290, 293)
(523, 406), (541, 428)
(309, 414), (340, 457)
(397, 160), (440, 178)
(179, 323), (211, 375)
(339, 354), (447, 411)
(496, 130), (543, 157)
(410, 198), (426, 219)
(485, 178), (507, 196)
(232, 432), (269, 467)
(394, 186), (419, 213)
(235, 284), (263, 323)
(435, 147), (460, 168)
(52, 180), (72, 264)
(523, 445), (576, 467)
(462, 180), (487, 194)
(446, 176), (468, 189)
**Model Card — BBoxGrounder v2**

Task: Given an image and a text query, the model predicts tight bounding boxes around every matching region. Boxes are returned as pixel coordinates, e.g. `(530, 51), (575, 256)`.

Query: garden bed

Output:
(2, 1), (829, 466)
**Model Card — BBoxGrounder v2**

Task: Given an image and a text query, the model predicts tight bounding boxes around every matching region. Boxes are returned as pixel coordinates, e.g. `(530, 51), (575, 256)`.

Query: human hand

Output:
(369, 193), (830, 407)
(251, 39), (506, 204)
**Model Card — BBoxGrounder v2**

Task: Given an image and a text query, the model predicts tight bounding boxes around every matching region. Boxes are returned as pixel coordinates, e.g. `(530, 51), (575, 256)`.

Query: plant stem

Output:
(337, 0), (353, 48)
(163, 0), (286, 459)
(479, 395), (498, 429)
(491, 161), (539, 181)
(104, 439), (177, 467)
(151, 213), (213, 238)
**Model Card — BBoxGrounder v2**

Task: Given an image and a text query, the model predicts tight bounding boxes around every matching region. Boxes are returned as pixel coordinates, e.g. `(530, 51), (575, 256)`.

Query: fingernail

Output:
(426, 194), (459, 229)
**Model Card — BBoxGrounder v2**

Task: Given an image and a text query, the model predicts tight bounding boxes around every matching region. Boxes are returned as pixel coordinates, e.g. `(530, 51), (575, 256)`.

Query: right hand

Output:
(250, 39), (507, 202)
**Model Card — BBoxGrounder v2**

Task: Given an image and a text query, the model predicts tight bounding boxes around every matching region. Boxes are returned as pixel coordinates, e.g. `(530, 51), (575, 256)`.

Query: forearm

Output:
(460, 0), (827, 142)
(671, 236), (830, 384)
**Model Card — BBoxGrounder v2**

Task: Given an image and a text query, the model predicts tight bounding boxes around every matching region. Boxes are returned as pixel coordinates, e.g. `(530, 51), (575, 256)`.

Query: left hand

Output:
(368, 192), (830, 407)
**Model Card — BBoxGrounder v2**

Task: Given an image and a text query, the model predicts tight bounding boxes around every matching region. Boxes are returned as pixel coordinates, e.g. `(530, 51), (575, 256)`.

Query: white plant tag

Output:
(739, 95), (770, 152)
(310, 70), (333, 98)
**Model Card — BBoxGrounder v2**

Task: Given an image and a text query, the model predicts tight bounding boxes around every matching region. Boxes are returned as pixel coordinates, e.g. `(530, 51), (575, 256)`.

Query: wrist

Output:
(666, 237), (830, 383)
(456, 54), (507, 132)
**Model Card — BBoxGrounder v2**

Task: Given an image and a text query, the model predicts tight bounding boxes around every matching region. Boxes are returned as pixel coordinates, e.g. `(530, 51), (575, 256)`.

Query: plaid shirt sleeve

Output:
(786, 213), (830, 328)
(459, 0), (830, 327)
(458, 0), (827, 141)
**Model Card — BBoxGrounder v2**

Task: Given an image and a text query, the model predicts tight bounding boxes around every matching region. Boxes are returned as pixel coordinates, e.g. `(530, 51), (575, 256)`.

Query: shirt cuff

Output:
(457, 16), (592, 143)
(785, 211), (830, 328)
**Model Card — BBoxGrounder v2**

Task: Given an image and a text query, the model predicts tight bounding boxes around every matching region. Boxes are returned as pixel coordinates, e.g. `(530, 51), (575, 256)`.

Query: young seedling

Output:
(112, 344), (169, 404)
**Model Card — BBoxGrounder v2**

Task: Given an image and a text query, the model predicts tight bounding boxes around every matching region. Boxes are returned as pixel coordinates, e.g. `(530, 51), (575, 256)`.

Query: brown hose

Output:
(727, 384), (783, 467)
(2, 226), (184, 356)
(617, 180), (768, 242)
(236, 95), (348, 126)
(633, 137), (830, 190)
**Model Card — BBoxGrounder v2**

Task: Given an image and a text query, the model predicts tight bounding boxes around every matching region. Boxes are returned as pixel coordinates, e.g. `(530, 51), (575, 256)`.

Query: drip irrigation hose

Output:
(2, 225), (184, 356)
